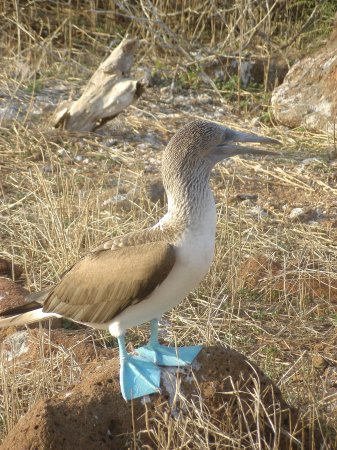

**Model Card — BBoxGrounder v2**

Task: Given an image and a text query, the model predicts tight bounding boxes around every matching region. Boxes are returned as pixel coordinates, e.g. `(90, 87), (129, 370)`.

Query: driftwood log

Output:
(52, 38), (144, 132)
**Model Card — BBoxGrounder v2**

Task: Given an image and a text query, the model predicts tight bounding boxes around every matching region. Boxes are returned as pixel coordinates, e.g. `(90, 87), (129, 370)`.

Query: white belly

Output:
(108, 198), (216, 337)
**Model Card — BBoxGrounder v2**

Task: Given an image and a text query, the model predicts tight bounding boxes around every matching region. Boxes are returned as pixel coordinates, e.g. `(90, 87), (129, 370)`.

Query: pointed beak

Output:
(218, 128), (281, 157)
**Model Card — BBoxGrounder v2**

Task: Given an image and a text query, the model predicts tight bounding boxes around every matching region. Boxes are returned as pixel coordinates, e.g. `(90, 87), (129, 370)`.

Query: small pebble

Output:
(289, 207), (305, 219)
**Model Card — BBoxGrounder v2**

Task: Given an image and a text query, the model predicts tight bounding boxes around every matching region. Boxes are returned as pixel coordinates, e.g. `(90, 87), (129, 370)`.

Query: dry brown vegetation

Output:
(0, 1), (337, 448)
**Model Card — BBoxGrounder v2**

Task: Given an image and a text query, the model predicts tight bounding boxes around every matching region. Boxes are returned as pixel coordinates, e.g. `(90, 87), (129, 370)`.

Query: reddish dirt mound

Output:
(1, 347), (323, 449)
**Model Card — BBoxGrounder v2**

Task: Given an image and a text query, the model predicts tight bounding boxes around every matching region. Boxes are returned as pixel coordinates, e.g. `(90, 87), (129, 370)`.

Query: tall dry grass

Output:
(1, 1), (334, 56)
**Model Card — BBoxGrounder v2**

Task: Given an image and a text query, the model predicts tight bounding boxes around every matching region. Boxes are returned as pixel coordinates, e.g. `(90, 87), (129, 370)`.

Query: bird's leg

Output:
(135, 318), (202, 366)
(117, 334), (161, 401)
(149, 317), (160, 345)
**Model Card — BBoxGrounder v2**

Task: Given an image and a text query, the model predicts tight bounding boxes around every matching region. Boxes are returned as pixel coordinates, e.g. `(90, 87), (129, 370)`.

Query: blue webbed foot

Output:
(136, 342), (202, 366)
(117, 335), (161, 401)
(120, 354), (161, 401)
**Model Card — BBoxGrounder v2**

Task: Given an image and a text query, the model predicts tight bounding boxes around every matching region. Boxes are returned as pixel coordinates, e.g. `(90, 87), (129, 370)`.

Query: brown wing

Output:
(42, 241), (176, 324)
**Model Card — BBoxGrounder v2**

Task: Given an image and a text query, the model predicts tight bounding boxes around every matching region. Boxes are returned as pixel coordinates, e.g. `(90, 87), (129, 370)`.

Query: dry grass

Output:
(1, 1), (337, 448)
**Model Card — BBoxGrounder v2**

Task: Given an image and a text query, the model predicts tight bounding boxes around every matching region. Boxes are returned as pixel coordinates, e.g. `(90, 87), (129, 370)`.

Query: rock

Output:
(42, 164), (53, 174)
(0, 257), (23, 280)
(2, 330), (30, 361)
(271, 13), (337, 133)
(233, 193), (258, 202)
(247, 205), (268, 219)
(0, 347), (323, 449)
(101, 193), (128, 207)
(289, 207), (306, 219)
(288, 207), (322, 223)
(203, 55), (288, 90)
(301, 157), (325, 167)
(0, 105), (19, 123)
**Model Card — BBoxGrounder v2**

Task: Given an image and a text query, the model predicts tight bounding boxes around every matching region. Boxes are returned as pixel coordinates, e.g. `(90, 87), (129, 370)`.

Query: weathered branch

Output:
(52, 38), (144, 132)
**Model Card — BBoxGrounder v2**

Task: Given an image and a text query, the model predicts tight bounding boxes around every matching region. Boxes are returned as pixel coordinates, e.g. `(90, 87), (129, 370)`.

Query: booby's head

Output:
(163, 119), (279, 170)
(162, 120), (279, 188)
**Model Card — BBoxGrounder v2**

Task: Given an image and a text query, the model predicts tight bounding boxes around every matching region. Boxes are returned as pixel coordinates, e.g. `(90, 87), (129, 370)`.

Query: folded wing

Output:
(41, 241), (176, 323)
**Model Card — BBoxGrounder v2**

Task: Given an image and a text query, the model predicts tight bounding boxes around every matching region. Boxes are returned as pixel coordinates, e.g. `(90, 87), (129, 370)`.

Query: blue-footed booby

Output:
(0, 120), (279, 400)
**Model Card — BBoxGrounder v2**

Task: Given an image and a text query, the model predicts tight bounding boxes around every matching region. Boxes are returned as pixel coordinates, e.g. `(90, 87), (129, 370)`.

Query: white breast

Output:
(108, 194), (217, 337)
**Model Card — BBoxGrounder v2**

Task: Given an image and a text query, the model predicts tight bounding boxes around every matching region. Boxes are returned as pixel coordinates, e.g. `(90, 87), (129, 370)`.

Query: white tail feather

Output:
(0, 309), (60, 328)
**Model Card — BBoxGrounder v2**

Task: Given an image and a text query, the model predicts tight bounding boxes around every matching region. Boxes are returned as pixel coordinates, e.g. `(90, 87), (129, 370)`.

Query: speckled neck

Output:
(165, 171), (212, 223)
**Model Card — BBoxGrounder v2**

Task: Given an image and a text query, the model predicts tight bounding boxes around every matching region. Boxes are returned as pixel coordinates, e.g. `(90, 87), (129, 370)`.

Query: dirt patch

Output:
(0, 347), (323, 450)
(238, 254), (337, 304)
